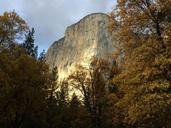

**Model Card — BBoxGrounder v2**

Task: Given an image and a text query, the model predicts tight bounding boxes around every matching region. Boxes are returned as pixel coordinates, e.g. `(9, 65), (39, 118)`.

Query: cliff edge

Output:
(46, 13), (116, 78)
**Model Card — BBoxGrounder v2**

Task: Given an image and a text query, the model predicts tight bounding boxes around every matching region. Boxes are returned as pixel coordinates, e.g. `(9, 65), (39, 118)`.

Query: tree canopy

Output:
(0, 1), (171, 127)
(110, 0), (171, 127)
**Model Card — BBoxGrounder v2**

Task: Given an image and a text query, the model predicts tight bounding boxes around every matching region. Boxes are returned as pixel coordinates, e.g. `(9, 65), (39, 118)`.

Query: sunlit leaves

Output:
(0, 11), (28, 48)
(111, 0), (171, 127)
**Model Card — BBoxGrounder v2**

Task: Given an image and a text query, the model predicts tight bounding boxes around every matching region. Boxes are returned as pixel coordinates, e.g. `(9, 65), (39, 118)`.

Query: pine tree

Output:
(23, 28), (38, 58)
(38, 49), (46, 61)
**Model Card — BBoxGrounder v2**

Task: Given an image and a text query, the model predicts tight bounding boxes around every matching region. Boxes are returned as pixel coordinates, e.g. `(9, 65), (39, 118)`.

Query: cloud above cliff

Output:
(0, 0), (116, 52)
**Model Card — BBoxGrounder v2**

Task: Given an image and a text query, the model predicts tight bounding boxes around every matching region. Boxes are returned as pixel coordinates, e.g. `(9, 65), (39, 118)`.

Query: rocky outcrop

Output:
(46, 13), (116, 79)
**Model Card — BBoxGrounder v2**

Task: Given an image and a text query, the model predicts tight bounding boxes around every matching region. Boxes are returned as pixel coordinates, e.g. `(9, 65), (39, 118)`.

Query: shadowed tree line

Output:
(0, 0), (171, 127)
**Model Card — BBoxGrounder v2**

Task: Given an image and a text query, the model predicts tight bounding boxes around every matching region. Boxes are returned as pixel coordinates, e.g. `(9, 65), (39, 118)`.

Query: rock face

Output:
(46, 13), (115, 79)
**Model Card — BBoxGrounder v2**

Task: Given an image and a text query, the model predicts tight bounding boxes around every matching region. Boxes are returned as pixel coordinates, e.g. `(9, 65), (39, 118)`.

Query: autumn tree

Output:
(0, 11), (51, 128)
(68, 58), (113, 128)
(0, 48), (50, 128)
(0, 11), (28, 48)
(110, 0), (171, 127)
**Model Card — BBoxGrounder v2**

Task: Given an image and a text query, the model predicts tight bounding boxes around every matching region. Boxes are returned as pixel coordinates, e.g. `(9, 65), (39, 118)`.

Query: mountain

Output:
(46, 13), (116, 79)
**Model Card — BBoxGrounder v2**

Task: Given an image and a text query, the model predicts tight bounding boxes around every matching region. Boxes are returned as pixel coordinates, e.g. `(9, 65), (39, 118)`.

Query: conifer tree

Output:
(38, 49), (46, 61)
(23, 28), (38, 58)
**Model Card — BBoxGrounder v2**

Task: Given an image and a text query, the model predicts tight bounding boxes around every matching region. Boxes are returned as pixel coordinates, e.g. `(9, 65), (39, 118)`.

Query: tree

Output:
(67, 93), (91, 128)
(0, 47), (50, 128)
(46, 66), (59, 128)
(0, 11), (50, 127)
(0, 11), (28, 48)
(110, 0), (171, 127)
(38, 50), (46, 61)
(23, 28), (38, 58)
(68, 94), (82, 127)
(68, 58), (113, 128)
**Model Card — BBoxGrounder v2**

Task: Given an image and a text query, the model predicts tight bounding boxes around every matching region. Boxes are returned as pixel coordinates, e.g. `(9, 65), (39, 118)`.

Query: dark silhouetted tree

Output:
(23, 28), (38, 58)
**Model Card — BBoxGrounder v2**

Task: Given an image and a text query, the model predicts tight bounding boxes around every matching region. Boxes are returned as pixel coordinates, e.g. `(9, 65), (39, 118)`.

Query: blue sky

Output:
(0, 0), (116, 52)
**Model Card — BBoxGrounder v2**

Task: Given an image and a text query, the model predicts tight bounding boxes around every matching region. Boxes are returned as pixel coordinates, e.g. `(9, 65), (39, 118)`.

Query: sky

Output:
(0, 0), (116, 52)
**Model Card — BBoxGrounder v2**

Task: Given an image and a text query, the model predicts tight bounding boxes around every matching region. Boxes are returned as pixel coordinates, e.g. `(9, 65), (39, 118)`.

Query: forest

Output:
(0, 0), (171, 128)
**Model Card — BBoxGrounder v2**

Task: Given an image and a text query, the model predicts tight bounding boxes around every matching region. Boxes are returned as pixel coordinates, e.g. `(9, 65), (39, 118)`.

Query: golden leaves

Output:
(0, 11), (28, 47)
(111, 0), (171, 127)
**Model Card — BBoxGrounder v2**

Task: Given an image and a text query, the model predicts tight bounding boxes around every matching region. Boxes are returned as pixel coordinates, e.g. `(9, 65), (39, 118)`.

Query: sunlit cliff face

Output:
(46, 13), (116, 79)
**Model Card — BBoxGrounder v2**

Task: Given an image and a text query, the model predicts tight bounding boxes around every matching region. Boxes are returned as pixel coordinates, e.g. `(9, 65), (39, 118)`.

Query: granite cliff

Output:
(46, 13), (116, 79)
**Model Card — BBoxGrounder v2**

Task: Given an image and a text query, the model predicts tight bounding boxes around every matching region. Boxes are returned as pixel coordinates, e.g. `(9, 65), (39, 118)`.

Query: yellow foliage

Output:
(111, 0), (171, 127)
